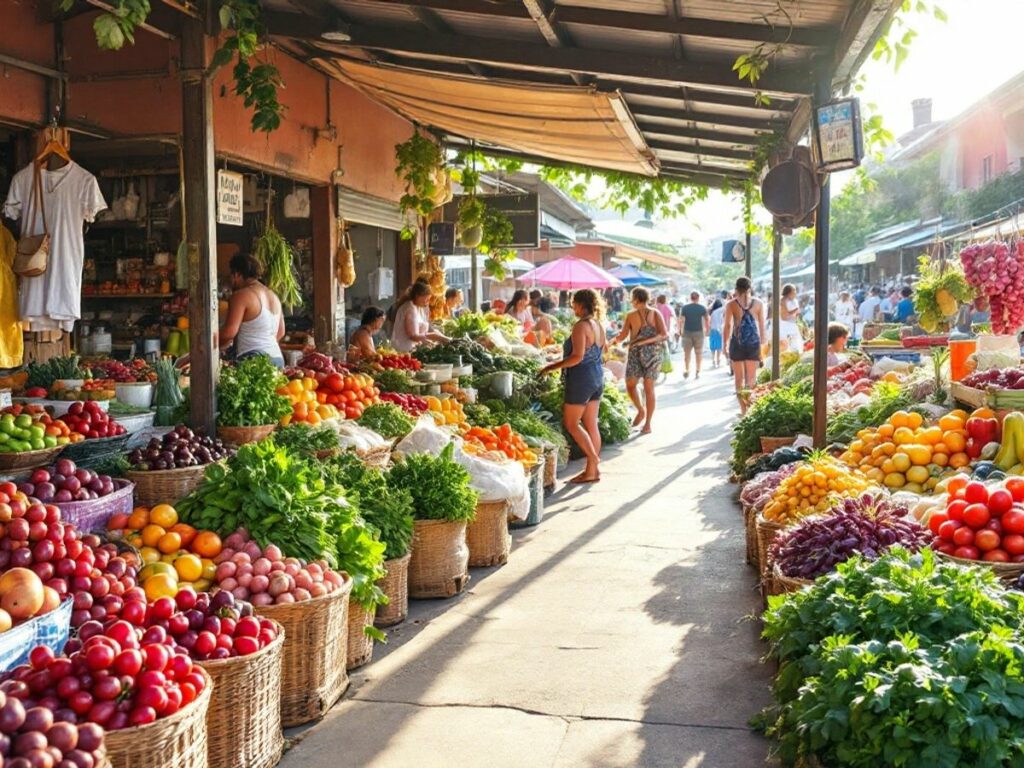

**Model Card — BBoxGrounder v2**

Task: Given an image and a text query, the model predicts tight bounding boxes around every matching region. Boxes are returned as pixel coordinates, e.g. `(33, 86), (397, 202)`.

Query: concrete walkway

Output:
(279, 369), (773, 768)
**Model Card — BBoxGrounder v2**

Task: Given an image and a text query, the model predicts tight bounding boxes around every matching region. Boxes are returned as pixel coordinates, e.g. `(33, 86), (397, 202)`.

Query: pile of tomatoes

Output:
(376, 353), (421, 372)
(317, 373), (380, 420)
(929, 475), (1024, 562)
(277, 377), (339, 427)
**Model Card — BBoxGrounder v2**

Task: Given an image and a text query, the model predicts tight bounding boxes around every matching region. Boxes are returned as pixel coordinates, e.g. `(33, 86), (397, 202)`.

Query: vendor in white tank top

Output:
(219, 253), (285, 367)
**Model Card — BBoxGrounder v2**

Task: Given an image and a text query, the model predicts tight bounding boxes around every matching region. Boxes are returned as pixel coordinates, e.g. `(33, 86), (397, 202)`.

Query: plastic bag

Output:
(394, 417), (454, 457)
(870, 357), (914, 377)
(329, 420), (391, 452)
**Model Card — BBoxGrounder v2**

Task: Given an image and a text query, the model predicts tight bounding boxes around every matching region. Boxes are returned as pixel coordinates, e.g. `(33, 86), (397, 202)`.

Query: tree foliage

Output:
(959, 167), (1024, 221)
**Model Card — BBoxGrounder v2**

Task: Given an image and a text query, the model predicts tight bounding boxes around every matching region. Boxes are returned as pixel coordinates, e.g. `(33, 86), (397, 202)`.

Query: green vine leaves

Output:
(59, 0), (151, 51)
(394, 132), (444, 240)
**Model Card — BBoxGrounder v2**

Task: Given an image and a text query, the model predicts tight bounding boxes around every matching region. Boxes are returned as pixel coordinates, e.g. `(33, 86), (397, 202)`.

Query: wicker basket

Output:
(60, 433), (130, 463)
(199, 622), (285, 768)
(126, 463), (211, 508)
(217, 424), (276, 446)
(375, 553), (411, 628)
(408, 519), (470, 598)
(744, 503), (759, 568)
(346, 597), (376, 670)
(0, 445), (64, 472)
(467, 499), (511, 567)
(543, 446), (558, 489)
(935, 550), (1024, 583)
(771, 563), (814, 596)
(755, 515), (786, 587)
(104, 667), (213, 768)
(760, 436), (796, 454)
(57, 479), (135, 532)
(255, 576), (352, 727)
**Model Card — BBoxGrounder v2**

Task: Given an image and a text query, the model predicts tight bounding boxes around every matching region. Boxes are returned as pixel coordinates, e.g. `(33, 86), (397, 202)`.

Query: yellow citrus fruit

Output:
(932, 452), (949, 467)
(157, 531), (182, 554)
(893, 427), (915, 445)
(141, 524), (166, 548)
(143, 573), (179, 601)
(891, 453), (911, 473)
(200, 558), (217, 581)
(884, 472), (906, 488)
(906, 465), (930, 485)
(149, 504), (179, 529)
(890, 411), (911, 429)
(174, 554), (203, 582)
(906, 411), (924, 430)
(138, 561), (176, 582)
(139, 546), (161, 565)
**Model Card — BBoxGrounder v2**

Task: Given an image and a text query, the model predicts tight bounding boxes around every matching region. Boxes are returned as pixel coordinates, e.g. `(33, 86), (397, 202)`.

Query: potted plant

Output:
(394, 132), (444, 241)
(216, 355), (293, 445)
(457, 165), (484, 248)
(389, 444), (479, 598)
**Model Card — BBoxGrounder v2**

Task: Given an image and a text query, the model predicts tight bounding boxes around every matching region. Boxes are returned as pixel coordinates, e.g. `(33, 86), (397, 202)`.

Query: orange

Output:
(107, 513), (129, 531)
(143, 573), (178, 601)
(170, 523), (197, 547)
(906, 411), (924, 430)
(920, 427), (943, 445)
(949, 452), (971, 469)
(141, 524), (167, 548)
(932, 452), (949, 467)
(149, 504), (178, 528)
(906, 444), (932, 466)
(127, 507), (150, 530)
(128, 534), (144, 549)
(890, 411), (911, 429)
(893, 427), (915, 445)
(192, 531), (223, 559)
(877, 424), (895, 438)
(949, 408), (970, 422)
(157, 531), (182, 554)
(942, 432), (966, 454)
(938, 414), (965, 432)
(174, 554), (203, 582)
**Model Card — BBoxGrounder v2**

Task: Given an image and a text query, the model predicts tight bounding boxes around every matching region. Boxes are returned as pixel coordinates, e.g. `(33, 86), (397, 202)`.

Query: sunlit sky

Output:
(635, 0), (1024, 248)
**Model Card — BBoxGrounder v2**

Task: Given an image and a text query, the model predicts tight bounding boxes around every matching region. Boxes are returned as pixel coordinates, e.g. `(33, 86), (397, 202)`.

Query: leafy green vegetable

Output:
(358, 403), (415, 439)
(216, 355), (292, 427)
(254, 221), (303, 310)
(373, 369), (415, 394)
(321, 453), (414, 560)
(390, 443), (478, 522)
(272, 422), (340, 456)
(441, 312), (492, 339)
(176, 438), (386, 607)
(731, 383), (813, 474)
(26, 355), (88, 389)
(825, 380), (916, 444)
(536, 383), (630, 448)
(761, 549), (1024, 767)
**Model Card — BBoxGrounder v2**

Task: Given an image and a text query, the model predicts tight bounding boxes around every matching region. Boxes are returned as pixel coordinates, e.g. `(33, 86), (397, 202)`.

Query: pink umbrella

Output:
(516, 256), (624, 289)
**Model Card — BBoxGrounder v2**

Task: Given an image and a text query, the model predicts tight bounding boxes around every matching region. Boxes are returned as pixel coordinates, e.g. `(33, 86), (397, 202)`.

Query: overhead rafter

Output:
(647, 140), (755, 161)
(633, 109), (786, 131)
(82, 0), (180, 39)
(344, 0), (836, 47)
(521, 0), (587, 86)
(264, 13), (815, 95)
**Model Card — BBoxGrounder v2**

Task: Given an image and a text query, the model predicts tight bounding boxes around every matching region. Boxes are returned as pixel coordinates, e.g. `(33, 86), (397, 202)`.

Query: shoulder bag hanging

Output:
(14, 162), (50, 278)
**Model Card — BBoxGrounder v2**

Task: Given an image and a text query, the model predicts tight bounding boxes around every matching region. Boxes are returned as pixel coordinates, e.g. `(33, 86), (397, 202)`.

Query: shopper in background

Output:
(611, 287), (668, 434)
(391, 281), (449, 353)
(858, 286), (882, 328)
(678, 291), (709, 379)
(778, 283), (803, 353)
(445, 287), (467, 318)
(895, 286), (915, 323)
(347, 306), (386, 364)
(722, 277), (765, 415)
(529, 296), (556, 347)
(708, 297), (726, 369)
(504, 290), (534, 333)
(827, 323), (850, 366)
(219, 253), (285, 367)
(539, 289), (607, 484)
(833, 290), (856, 329)
(655, 294), (674, 335)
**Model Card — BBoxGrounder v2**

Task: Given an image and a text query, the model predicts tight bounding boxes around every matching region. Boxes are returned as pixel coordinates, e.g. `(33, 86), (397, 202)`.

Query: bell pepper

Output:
(966, 416), (1000, 446)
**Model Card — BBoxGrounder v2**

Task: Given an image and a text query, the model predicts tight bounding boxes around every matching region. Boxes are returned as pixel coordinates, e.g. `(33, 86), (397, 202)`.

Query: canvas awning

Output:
(317, 59), (658, 176)
(838, 249), (877, 266)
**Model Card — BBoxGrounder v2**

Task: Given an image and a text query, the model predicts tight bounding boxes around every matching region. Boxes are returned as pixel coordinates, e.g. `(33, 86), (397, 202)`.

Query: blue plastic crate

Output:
(0, 598), (73, 673)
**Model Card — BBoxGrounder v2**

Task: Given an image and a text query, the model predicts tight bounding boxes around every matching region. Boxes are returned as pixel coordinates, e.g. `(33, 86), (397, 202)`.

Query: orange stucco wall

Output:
(2, 3), (411, 200)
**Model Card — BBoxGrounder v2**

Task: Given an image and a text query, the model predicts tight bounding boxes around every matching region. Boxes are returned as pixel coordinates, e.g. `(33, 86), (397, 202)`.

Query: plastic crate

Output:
(0, 599), (73, 672)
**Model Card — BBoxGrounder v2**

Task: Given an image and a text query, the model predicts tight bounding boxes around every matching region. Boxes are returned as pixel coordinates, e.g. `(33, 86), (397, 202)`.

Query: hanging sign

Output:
(813, 97), (864, 173)
(722, 240), (746, 263)
(216, 170), (244, 226)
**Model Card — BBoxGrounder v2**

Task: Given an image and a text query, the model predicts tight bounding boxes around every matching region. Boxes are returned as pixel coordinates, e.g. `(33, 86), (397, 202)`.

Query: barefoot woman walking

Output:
(612, 287), (668, 434)
(539, 289), (607, 484)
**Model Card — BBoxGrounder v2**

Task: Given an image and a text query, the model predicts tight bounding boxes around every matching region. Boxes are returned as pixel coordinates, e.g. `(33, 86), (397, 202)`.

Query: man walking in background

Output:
(679, 291), (709, 379)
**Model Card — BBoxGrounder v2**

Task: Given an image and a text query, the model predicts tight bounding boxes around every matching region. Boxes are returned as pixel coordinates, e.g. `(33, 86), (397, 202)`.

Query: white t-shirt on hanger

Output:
(3, 161), (107, 332)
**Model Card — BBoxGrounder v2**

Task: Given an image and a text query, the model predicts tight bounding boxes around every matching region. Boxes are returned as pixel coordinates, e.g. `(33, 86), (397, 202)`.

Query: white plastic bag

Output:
(394, 417), (455, 457)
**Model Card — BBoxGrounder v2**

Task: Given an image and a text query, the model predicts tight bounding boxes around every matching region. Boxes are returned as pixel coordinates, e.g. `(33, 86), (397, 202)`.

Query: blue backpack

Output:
(737, 302), (760, 347)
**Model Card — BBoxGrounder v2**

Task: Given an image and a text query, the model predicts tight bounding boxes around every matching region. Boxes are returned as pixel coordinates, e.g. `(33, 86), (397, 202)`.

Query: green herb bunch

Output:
(254, 221), (303, 310)
(761, 548), (1024, 767)
(442, 312), (492, 339)
(216, 355), (292, 427)
(390, 444), (478, 522)
(731, 383), (813, 473)
(272, 422), (340, 456)
(358, 403), (415, 439)
(825, 380), (916, 444)
(322, 453), (414, 560)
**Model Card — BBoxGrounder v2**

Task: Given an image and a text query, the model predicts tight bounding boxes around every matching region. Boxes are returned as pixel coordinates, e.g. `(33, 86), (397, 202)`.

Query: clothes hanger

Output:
(35, 139), (71, 171)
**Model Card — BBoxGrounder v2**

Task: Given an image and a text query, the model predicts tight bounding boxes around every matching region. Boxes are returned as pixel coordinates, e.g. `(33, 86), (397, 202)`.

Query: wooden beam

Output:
(648, 140), (755, 161)
(521, 0), (586, 86)
(83, 0), (178, 39)
(613, 81), (797, 111)
(831, 0), (902, 89)
(406, 6), (486, 76)
(348, 0), (836, 47)
(635, 109), (786, 131)
(266, 15), (815, 94)
(180, 10), (218, 434)
(639, 125), (769, 145)
(659, 161), (748, 179)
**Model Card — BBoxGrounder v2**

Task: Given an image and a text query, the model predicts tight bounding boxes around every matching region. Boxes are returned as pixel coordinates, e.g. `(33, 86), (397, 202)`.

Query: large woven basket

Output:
(346, 597), (376, 670)
(744, 503), (759, 568)
(408, 519), (470, 598)
(217, 424), (276, 446)
(755, 515), (786, 588)
(199, 621), (285, 768)
(57, 479), (135, 532)
(375, 553), (411, 628)
(543, 446), (558, 489)
(126, 463), (210, 508)
(104, 666), (213, 768)
(771, 564), (814, 596)
(467, 499), (511, 567)
(935, 550), (1024, 583)
(0, 445), (64, 472)
(256, 577), (352, 727)
(760, 436), (796, 454)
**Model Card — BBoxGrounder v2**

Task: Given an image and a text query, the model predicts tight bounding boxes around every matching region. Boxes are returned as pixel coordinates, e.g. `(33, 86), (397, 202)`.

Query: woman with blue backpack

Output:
(721, 276), (766, 415)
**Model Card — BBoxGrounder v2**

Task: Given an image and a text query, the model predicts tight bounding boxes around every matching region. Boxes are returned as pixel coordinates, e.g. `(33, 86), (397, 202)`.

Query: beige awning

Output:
(315, 59), (659, 177)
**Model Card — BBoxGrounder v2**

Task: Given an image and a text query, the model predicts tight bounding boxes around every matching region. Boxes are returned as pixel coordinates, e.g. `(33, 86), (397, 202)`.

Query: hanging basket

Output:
(216, 424), (276, 446)
(375, 553), (411, 628)
(104, 667), (213, 768)
(467, 499), (511, 567)
(408, 519), (469, 598)
(255, 576), (353, 727)
(346, 597), (376, 670)
(459, 224), (483, 248)
(198, 622), (285, 768)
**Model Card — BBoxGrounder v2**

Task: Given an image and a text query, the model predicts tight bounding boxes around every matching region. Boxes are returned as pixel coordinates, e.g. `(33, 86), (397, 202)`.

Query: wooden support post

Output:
(771, 227), (782, 381)
(395, 237), (414, 298)
(311, 186), (339, 347)
(470, 249), (481, 311)
(744, 190), (752, 281)
(812, 75), (833, 448)
(180, 12), (218, 434)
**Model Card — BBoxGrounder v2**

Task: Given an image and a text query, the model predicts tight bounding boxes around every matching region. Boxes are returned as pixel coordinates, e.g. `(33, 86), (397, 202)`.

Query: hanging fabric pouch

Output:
(335, 219), (356, 288)
(14, 163), (50, 278)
